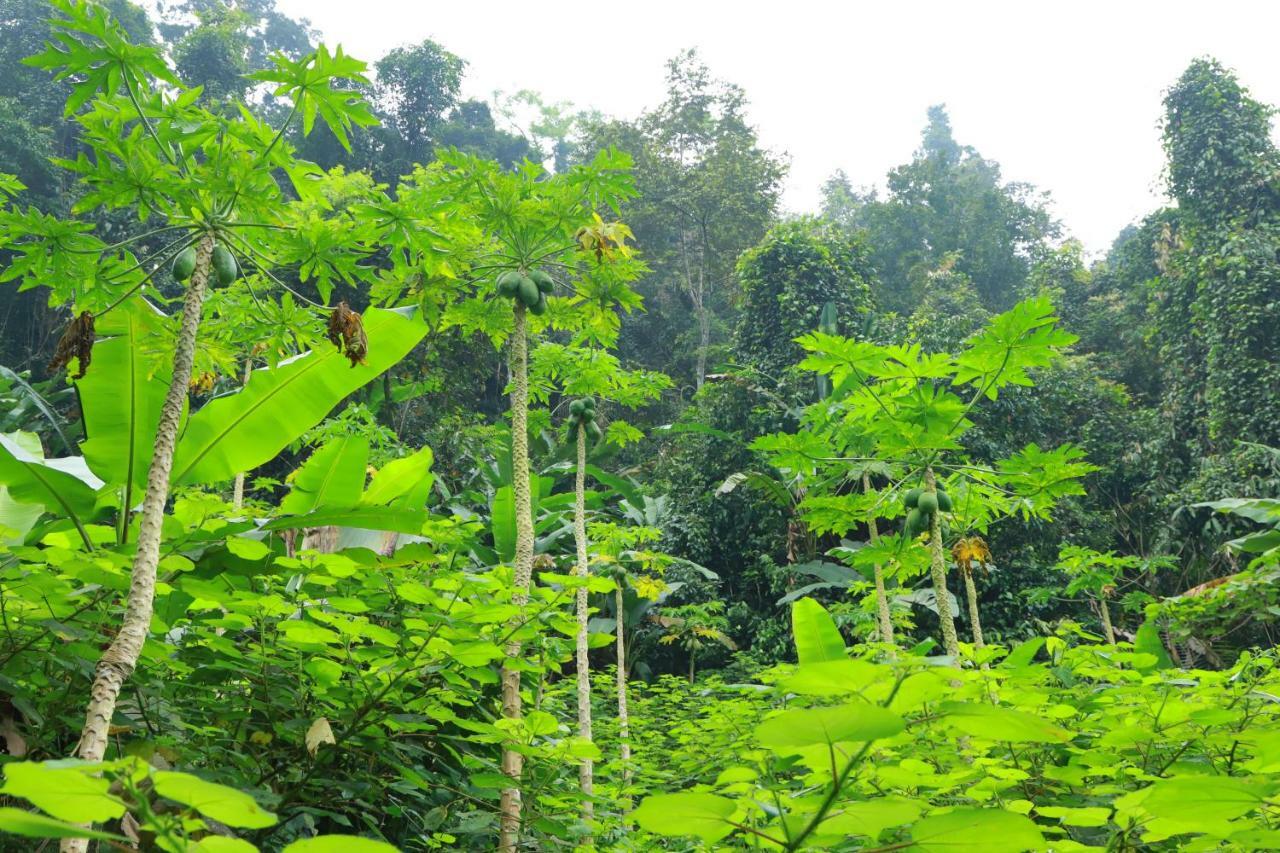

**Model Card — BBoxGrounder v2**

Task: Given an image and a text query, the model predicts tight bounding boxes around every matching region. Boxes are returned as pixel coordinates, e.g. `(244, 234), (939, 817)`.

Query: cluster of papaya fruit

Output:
(567, 397), (603, 443)
(172, 242), (239, 287)
(497, 269), (553, 315)
(903, 484), (952, 538)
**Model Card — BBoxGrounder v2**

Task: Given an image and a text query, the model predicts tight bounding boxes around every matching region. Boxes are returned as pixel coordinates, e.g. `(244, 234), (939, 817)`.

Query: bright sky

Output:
(276, 0), (1280, 254)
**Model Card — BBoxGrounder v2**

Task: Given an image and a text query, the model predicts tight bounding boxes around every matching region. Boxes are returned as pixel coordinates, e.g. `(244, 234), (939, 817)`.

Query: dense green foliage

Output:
(0, 2), (1279, 851)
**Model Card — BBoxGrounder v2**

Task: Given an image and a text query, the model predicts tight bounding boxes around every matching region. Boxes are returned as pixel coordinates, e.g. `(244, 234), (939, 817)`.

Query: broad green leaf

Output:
(1138, 776), (1269, 823)
(779, 660), (884, 696)
(153, 771), (277, 829)
(361, 445), (434, 508)
(0, 434), (99, 527)
(940, 702), (1073, 743)
(791, 597), (847, 665)
(755, 703), (904, 752)
(0, 762), (125, 823)
(172, 308), (427, 485)
(1133, 618), (1174, 670)
(820, 797), (923, 837)
(909, 808), (1044, 852)
(0, 485), (43, 544)
(277, 621), (341, 646)
(632, 792), (736, 843)
(304, 658), (344, 687)
(1001, 638), (1046, 668)
(450, 641), (504, 667)
(77, 298), (171, 495)
(189, 837), (259, 853)
(489, 476), (549, 562)
(0, 807), (127, 841)
(1036, 805), (1111, 827)
(280, 436), (370, 515)
(282, 836), (399, 853)
(261, 506), (429, 535)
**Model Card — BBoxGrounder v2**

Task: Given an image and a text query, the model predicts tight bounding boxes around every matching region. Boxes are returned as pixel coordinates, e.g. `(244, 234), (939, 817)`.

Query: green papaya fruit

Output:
(530, 269), (554, 294)
(582, 396), (596, 410)
(587, 421), (603, 442)
(517, 275), (539, 308)
(172, 246), (196, 281)
(569, 399), (585, 416)
(211, 244), (238, 286)
(211, 244), (237, 285)
(497, 271), (521, 297)
(582, 409), (595, 422)
(904, 487), (922, 509)
(528, 292), (548, 316)
(918, 492), (939, 515)
(905, 508), (924, 536)
(936, 490), (953, 512)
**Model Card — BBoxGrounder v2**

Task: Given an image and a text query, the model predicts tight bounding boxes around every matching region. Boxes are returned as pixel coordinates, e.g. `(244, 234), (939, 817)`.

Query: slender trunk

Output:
(499, 304), (534, 853)
(688, 650), (696, 684)
(231, 359), (252, 511)
(1099, 596), (1116, 645)
(694, 303), (710, 390)
(924, 467), (960, 659)
(572, 424), (594, 826)
(615, 584), (632, 794)
(962, 569), (985, 649)
(863, 473), (894, 649)
(64, 234), (213, 852)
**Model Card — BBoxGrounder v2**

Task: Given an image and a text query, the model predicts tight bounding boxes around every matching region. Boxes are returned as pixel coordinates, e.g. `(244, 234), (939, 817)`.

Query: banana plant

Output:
(0, 6), (406, 832)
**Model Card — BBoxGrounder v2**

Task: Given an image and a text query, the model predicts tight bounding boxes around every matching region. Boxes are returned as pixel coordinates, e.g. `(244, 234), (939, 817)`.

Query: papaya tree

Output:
(532, 341), (670, 819)
(755, 297), (1093, 659)
(400, 149), (638, 850)
(1057, 545), (1170, 644)
(0, 2), (404, 831)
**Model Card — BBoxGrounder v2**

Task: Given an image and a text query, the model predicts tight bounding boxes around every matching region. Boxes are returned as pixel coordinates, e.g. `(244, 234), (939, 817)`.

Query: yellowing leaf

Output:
(306, 717), (336, 757)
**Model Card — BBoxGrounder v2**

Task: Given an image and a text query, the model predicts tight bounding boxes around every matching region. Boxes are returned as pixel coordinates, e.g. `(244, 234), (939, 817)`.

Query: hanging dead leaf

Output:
(951, 536), (992, 575)
(120, 811), (141, 844)
(326, 301), (368, 367)
(305, 716), (335, 757)
(48, 311), (95, 379)
(189, 371), (217, 394)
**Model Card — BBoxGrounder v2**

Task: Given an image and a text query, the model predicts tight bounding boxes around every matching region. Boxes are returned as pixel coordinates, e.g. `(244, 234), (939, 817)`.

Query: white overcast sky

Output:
(275, 0), (1280, 254)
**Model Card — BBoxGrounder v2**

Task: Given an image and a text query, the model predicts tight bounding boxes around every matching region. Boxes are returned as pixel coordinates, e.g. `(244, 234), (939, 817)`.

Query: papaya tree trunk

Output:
(1099, 595), (1116, 645)
(573, 423), (594, 825)
(924, 467), (960, 659)
(862, 473), (893, 648)
(962, 568), (985, 649)
(231, 358), (252, 511)
(499, 303), (534, 853)
(615, 583), (632, 793)
(64, 233), (214, 853)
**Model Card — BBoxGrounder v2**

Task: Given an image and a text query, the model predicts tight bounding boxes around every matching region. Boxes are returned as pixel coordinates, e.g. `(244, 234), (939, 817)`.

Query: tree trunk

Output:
(1099, 596), (1116, 645)
(924, 467), (960, 659)
(694, 304), (710, 391)
(572, 424), (594, 827)
(962, 568), (985, 649)
(231, 359), (252, 511)
(615, 583), (632, 794)
(64, 234), (213, 853)
(499, 304), (534, 853)
(863, 473), (894, 648)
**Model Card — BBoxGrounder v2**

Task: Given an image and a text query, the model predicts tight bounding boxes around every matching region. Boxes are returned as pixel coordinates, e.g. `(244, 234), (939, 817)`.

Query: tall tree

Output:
(584, 50), (785, 388)
(822, 105), (1057, 314)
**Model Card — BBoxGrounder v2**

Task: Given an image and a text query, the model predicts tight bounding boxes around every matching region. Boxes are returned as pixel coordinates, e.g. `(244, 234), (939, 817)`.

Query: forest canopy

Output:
(0, 2), (1279, 851)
